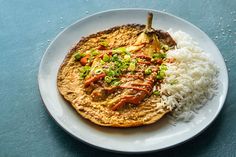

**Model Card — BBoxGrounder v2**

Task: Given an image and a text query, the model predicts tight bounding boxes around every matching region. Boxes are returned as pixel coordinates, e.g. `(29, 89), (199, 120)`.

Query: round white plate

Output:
(38, 9), (228, 153)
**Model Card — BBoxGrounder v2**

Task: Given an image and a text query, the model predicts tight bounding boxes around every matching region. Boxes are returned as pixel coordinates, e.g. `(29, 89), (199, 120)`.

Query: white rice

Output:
(161, 30), (218, 121)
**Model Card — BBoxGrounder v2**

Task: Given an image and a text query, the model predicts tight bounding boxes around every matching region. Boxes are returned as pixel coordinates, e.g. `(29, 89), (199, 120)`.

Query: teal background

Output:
(0, 0), (236, 156)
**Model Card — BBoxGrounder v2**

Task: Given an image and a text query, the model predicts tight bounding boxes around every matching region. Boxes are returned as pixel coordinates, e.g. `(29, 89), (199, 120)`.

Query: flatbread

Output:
(57, 24), (175, 127)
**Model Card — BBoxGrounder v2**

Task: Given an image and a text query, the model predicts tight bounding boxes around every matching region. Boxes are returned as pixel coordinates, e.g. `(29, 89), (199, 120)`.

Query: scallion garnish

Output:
(111, 54), (119, 61)
(145, 68), (152, 75)
(94, 69), (103, 74)
(111, 80), (121, 86)
(91, 50), (100, 56)
(103, 54), (110, 62)
(160, 64), (167, 71)
(79, 65), (91, 78)
(74, 52), (85, 60)
(112, 47), (126, 54)
(100, 41), (108, 47)
(104, 76), (112, 83)
(124, 54), (131, 61)
(100, 60), (105, 65)
(153, 90), (160, 96)
(152, 53), (166, 59)
(128, 62), (136, 71)
(156, 71), (165, 80)
(106, 69), (116, 77)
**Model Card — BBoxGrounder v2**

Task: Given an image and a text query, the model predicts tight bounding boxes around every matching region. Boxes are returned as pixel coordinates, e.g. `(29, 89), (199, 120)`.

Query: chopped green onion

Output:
(145, 68), (152, 75)
(156, 75), (162, 80)
(159, 71), (165, 77)
(106, 68), (122, 77)
(74, 52), (85, 60)
(153, 90), (160, 96)
(152, 53), (166, 59)
(100, 41), (108, 47)
(111, 54), (119, 61)
(94, 69), (103, 74)
(112, 47), (126, 54)
(79, 65), (91, 78)
(156, 70), (165, 80)
(114, 60), (122, 67)
(106, 69), (116, 77)
(124, 54), (131, 61)
(128, 62), (136, 71)
(120, 62), (129, 71)
(160, 64), (167, 71)
(111, 80), (121, 86)
(100, 60), (105, 65)
(115, 47), (126, 52)
(104, 76), (112, 83)
(116, 60), (129, 71)
(91, 50), (100, 56)
(103, 54), (110, 62)
(114, 69), (122, 76)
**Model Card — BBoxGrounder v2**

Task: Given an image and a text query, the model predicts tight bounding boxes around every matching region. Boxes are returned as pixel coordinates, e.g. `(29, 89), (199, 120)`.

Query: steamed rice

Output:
(161, 30), (218, 121)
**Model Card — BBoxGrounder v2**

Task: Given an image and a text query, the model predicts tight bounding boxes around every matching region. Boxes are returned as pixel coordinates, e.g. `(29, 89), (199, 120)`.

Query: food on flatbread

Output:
(57, 13), (176, 127)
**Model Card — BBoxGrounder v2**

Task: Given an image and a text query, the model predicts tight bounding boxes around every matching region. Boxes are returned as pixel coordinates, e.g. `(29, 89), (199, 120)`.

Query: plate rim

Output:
(38, 8), (229, 153)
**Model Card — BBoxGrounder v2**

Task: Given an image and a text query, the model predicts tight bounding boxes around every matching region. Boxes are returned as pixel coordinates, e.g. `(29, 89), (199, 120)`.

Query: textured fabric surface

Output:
(0, 0), (235, 156)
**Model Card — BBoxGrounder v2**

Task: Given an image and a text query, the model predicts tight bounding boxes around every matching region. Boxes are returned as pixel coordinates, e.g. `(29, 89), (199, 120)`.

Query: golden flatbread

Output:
(57, 13), (176, 127)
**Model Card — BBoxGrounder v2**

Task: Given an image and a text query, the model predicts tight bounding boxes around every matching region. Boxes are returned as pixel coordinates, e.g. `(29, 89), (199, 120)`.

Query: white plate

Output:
(38, 9), (228, 153)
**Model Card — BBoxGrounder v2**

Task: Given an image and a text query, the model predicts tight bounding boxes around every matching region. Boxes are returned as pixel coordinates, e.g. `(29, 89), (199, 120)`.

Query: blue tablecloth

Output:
(1, 0), (236, 156)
